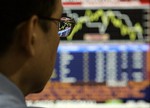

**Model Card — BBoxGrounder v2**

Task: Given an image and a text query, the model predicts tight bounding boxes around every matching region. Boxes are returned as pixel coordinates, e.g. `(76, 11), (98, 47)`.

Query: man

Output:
(0, 0), (74, 107)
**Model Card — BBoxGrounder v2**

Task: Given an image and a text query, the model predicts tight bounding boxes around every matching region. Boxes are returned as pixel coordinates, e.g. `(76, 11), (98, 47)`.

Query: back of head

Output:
(0, 0), (57, 56)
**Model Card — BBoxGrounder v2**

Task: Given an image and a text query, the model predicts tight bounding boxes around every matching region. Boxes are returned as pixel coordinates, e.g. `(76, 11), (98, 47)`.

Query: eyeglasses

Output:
(39, 16), (75, 37)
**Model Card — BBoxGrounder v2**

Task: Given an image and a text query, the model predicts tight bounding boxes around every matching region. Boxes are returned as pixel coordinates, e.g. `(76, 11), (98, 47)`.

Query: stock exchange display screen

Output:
(53, 42), (150, 102)
(61, 7), (149, 41)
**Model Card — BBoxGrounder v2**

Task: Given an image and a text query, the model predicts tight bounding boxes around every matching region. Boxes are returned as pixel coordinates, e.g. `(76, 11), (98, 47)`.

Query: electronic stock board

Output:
(60, 6), (150, 41)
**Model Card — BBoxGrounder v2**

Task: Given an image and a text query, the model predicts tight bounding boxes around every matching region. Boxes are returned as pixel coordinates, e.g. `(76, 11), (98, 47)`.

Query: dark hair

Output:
(0, 0), (57, 55)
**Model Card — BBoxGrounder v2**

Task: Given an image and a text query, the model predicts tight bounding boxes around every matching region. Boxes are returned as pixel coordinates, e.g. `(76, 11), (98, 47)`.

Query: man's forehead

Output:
(57, 4), (63, 19)
(50, 1), (63, 19)
(58, 0), (63, 17)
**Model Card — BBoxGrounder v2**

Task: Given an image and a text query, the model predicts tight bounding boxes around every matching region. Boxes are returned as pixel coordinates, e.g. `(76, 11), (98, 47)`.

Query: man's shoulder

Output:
(0, 93), (44, 108)
(0, 74), (28, 108)
(0, 93), (27, 108)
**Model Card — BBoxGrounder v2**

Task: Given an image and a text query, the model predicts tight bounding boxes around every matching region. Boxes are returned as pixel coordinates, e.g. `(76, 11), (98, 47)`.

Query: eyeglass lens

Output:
(58, 17), (75, 37)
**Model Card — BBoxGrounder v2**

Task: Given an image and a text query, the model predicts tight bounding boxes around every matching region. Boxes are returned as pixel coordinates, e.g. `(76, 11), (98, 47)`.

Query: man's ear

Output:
(19, 15), (39, 56)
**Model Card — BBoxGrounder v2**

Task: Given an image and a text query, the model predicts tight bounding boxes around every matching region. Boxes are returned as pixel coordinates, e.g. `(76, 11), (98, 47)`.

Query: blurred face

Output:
(22, 0), (63, 94)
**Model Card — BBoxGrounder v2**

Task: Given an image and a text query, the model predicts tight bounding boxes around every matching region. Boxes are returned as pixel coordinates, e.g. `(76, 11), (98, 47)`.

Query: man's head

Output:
(0, 0), (63, 95)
